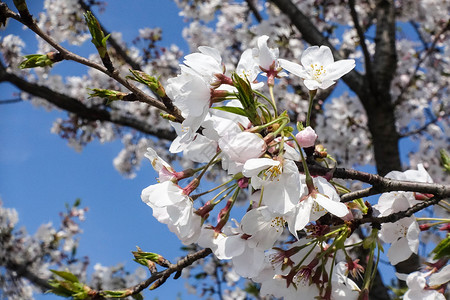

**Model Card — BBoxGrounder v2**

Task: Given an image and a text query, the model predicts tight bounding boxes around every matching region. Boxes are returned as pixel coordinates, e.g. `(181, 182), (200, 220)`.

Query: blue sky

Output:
(0, 1), (198, 299)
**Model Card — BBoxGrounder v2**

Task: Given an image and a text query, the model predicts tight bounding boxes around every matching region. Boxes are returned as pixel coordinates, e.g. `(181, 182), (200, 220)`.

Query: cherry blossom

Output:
(243, 158), (302, 214)
(374, 193), (420, 265)
(279, 45), (355, 90)
(141, 181), (201, 245)
(219, 131), (267, 174)
(400, 271), (446, 300)
(287, 176), (349, 237)
(331, 262), (360, 300)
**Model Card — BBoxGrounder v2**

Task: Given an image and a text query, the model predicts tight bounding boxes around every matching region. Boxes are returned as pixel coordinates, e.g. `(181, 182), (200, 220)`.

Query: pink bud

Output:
(295, 126), (317, 148)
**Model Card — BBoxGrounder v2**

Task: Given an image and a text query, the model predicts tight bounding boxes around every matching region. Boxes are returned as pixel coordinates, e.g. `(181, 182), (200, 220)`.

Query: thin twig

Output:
(0, 98), (22, 104)
(92, 248), (212, 298)
(352, 197), (442, 228)
(394, 21), (450, 107)
(348, 0), (374, 90)
(3, 1), (183, 121)
(400, 112), (449, 138)
(245, 0), (262, 23)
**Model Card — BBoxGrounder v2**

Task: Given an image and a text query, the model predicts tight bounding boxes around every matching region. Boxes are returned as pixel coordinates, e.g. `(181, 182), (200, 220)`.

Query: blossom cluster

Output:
(139, 36), (447, 299)
(2, 0), (449, 298)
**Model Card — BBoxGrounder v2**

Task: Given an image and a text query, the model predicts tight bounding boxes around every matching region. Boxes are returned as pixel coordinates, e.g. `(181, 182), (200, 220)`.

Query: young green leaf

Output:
(213, 106), (248, 117)
(84, 11), (109, 58)
(50, 269), (79, 283)
(432, 234), (450, 260)
(19, 54), (54, 69)
(440, 149), (450, 174)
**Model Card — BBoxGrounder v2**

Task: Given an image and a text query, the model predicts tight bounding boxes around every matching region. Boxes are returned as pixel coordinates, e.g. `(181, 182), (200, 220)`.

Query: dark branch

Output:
(245, 0), (262, 23)
(353, 197), (442, 227)
(77, 0), (142, 71)
(348, 0), (374, 91)
(5, 261), (52, 291)
(372, 0), (397, 92)
(5, 2), (182, 120)
(0, 98), (22, 104)
(298, 162), (450, 201)
(394, 21), (450, 106)
(0, 63), (176, 140)
(92, 248), (212, 299)
(399, 112), (449, 138)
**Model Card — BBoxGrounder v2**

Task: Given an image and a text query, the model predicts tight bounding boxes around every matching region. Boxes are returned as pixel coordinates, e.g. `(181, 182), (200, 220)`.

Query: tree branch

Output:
(91, 248), (212, 299)
(0, 98), (22, 104)
(353, 197), (442, 228)
(3, 1), (183, 121)
(5, 261), (52, 292)
(77, 0), (142, 71)
(0, 62), (176, 140)
(393, 20), (450, 107)
(399, 112), (449, 138)
(245, 0), (262, 23)
(348, 0), (374, 91)
(299, 162), (450, 200)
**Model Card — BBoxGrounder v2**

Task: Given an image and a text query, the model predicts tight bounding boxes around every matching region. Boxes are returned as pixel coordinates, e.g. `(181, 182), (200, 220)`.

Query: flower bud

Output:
(295, 126), (317, 148)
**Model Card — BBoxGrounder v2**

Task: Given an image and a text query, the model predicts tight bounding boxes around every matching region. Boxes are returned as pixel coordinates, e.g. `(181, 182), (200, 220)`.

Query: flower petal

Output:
(313, 193), (349, 217)
(323, 59), (355, 81)
(388, 238), (412, 265)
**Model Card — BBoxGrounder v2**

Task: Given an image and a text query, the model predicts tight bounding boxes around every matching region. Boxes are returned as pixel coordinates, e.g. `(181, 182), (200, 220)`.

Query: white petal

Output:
(198, 46), (222, 64)
(313, 193), (349, 217)
(406, 221), (420, 254)
(232, 247), (265, 278)
(243, 158), (279, 177)
(256, 35), (275, 69)
(301, 45), (333, 67)
(323, 59), (355, 81)
(388, 238), (412, 265)
(318, 79), (337, 89)
(278, 58), (308, 78)
(429, 264), (450, 286)
(303, 79), (321, 90)
(288, 198), (313, 237)
(219, 235), (245, 259)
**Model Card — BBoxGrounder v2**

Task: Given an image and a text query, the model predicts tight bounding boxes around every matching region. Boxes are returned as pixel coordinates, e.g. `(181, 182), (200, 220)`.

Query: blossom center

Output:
(271, 216), (286, 231)
(264, 164), (283, 181)
(310, 63), (326, 82)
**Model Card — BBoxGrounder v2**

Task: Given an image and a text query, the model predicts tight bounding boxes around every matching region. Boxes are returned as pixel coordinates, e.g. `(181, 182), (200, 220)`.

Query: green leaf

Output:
(101, 34), (111, 47)
(89, 88), (128, 103)
(127, 70), (166, 97)
(19, 54), (54, 69)
(212, 106), (248, 117)
(440, 149), (450, 174)
(73, 198), (81, 207)
(50, 269), (79, 283)
(84, 11), (108, 58)
(231, 73), (261, 125)
(101, 290), (130, 298)
(47, 280), (74, 297)
(132, 293), (144, 300)
(432, 235), (450, 260)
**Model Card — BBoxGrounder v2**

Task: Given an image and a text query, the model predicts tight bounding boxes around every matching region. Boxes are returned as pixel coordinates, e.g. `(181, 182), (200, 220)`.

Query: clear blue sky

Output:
(0, 1), (197, 299)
